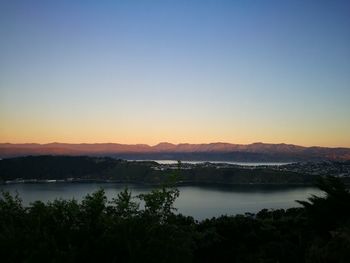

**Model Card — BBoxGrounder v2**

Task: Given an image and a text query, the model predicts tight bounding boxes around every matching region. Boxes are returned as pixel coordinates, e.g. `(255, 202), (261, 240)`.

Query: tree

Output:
(138, 161), (181, 222)
(139, 187), (179, 222)
(110, 187), (139, 218)
(297, 176), (350, 232)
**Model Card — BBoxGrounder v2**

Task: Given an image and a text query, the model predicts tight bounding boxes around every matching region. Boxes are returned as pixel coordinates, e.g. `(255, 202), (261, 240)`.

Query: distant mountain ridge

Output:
(0, 142), (350, 161)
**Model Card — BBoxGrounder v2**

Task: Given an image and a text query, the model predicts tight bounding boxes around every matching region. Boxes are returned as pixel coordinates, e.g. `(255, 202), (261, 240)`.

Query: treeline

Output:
(1, 176), (350, 262)
(0, 156), (318, 185)
(0, 156), (155, 182)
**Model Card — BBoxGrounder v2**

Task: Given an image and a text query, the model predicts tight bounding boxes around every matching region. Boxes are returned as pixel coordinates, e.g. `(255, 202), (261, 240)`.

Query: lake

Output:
(0, 183), (322, 220)
(136, 160), (292, 166)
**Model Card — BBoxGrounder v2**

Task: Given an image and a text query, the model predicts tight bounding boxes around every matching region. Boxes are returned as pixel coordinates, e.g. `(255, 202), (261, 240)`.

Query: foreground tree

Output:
(297, 176), (350, 263)
(0, 175), (350, 262)
(297, 176), (350, 232)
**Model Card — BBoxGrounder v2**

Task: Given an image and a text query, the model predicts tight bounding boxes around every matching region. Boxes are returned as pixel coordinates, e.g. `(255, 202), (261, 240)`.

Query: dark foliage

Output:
(0, 155), (318, 184)
(1, 176), (350, 262)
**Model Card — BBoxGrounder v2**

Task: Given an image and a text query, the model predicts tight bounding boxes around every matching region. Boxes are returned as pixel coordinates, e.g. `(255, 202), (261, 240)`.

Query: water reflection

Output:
(0, 183), (321, 220)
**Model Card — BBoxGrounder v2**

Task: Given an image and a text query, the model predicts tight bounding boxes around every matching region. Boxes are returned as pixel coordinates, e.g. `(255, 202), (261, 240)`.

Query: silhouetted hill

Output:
(0, 156), (319, 185)
(0, 142), (349, 161)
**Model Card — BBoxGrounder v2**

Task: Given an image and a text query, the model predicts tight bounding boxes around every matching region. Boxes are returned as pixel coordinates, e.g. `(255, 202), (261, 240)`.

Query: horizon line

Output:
(1, 141), (350, 149)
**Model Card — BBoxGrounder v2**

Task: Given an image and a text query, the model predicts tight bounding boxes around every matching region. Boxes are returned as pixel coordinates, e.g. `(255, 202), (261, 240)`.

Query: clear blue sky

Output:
(1, 0), (349, 146)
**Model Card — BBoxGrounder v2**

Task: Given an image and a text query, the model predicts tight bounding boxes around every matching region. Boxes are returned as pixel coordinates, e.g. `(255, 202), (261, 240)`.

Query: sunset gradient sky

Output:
(1, 0), (350, 147)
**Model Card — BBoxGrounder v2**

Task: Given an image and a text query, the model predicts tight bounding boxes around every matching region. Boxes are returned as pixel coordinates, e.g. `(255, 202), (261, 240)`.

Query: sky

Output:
(0, 0), (350, 147)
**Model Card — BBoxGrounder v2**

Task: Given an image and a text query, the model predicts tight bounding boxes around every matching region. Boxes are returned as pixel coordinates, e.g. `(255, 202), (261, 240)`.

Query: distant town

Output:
(1, 156), (350, 185)
(151, 160), (350, 177)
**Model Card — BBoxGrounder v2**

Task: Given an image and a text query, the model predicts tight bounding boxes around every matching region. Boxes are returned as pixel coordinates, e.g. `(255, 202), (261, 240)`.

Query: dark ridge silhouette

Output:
(1, 142), (350, 161)
(0, 155), (338, 185)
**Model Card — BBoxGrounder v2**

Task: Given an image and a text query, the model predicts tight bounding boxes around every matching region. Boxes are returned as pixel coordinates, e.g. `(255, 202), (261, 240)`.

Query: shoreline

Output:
(1, 179), (317, 187)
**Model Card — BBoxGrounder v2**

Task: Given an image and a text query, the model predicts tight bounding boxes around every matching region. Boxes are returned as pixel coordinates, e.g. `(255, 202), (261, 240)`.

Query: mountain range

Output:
(1, 142), (350, 162)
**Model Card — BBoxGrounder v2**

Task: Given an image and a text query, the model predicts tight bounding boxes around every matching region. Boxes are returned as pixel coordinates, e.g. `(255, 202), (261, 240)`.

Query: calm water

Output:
(137, 160), (292, 166)
(0, 183), (322, 220)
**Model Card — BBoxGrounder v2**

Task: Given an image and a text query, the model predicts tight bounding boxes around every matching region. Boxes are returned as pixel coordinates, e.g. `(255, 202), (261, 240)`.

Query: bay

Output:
(0, 183), (322, 220)
(136, 160), (292, 166)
